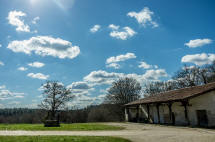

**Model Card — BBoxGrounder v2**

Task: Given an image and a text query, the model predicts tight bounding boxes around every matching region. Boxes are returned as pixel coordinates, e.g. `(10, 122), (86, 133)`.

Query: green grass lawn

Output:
(0, 123), (124, 131)
(0, 136), (131, 142)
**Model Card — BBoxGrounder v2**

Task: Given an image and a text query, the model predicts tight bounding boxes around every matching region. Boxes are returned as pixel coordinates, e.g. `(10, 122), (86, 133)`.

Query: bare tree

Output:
(173, 63), (215, 88)
(207, 61), (215, 83)
(38, 81), (74, 120)
(105, 77), (141, 105)
(145, 62), (215, 97)
(172, 65), (199, 87)
(144, 80), (180, 97)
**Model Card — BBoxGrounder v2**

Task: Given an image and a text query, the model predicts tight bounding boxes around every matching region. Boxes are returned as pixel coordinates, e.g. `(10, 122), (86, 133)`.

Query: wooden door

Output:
(196, 110), (208, 127)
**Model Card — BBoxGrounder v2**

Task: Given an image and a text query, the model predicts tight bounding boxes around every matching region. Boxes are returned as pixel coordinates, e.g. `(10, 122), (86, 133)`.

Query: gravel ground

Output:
(0, 122), (215, 142)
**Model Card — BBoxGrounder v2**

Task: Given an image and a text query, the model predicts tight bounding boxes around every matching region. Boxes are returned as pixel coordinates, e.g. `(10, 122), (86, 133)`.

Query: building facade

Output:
(125, 82), (215, 127)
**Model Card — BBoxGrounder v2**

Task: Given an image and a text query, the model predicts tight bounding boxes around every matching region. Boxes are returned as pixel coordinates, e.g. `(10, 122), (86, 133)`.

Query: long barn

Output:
(125, 82), (215, 127)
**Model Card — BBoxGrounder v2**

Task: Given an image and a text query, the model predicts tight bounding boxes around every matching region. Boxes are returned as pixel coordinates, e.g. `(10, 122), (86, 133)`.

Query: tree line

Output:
(0, 104), (123, 123)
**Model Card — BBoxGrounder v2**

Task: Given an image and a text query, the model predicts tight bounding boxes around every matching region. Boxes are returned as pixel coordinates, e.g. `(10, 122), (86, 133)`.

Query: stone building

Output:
(125, 82), (215, 127)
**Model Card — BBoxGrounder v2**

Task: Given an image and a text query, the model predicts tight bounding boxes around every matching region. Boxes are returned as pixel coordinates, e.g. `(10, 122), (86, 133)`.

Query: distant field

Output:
(0, 136), (131, 142)
(0, 123), (124, 131)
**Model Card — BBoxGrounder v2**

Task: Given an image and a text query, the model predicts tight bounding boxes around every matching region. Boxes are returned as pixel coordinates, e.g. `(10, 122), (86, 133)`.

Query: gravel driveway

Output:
(1, 123), (215, 142)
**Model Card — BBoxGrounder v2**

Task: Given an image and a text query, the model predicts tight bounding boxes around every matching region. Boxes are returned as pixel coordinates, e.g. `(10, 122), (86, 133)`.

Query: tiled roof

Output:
(125, 82), (215, 106)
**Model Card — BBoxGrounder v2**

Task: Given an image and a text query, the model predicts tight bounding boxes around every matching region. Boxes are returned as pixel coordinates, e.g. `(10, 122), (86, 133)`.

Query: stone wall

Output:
(188, 90), (215, 127)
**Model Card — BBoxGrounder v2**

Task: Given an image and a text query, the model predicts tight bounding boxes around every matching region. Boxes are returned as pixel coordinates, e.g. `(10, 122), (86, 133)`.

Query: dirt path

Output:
(1, 123), (215, 142)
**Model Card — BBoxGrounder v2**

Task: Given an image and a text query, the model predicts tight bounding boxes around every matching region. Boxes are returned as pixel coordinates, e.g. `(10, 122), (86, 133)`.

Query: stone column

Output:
(156, 104), (160, 124)
(136, 105), (139, 122)
(147, 104), (150, 123)
(168, 103), (172, 124)
(181, 100), (190, 125)
(125, 107), (129, 122)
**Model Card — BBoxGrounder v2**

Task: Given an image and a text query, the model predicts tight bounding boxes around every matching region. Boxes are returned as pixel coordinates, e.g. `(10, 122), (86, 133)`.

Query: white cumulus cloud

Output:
(106, 53), (136, 64)
(67, 81), (94, 96)
(67, 94), (103, 108)
(68, 81), (91, 90)
(18, 67), (28, 71)
(7, 10), (30, 32)
(108, 24), (119, 30)
(138, 61), (152, 69)
(185, 38), (212, 48)
(127, 7), (158, 28)
(138, 61), (158, 69)
(27, 73), (49, 80)
(106, 63), (121, 69)
(181, 53), (215, 66)
(106, 53), (136, 69)
(109, 26), (136, 40)
(7, 36), (80, 60)
(0, 61), (4, 66)
(32, 16), (40, 24)
(28, 62), (45, 68)
(84, 70), (124, 85)
(142, 69), (168, 80)
(90, 25), (101, 33)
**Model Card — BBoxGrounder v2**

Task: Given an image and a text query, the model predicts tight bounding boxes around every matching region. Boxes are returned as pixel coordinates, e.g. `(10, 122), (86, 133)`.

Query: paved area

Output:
(1, 123), (215, 142)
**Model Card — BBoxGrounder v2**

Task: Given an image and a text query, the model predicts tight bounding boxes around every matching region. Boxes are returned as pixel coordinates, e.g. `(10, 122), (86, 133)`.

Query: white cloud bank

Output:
(7, 36), (80, 60)
(67, 81), (100, 108)
(67, 68), (168, 108)
(181, 53), (215, 66)
(27, 73), (49, 80)
(90, 25), (101, 33)
(185, 39), (212, 48)
(7, 10), (30, 32)
(84, 69), (168, 86)
(0, 85), (24, 100)
(127, 7), (158, 28)
(109, 25), (136, 40)
(28, 62), (45, 68)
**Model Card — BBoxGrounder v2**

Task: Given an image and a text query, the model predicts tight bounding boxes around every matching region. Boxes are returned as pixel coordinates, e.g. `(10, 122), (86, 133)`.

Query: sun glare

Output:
(30, 0), (41, 5)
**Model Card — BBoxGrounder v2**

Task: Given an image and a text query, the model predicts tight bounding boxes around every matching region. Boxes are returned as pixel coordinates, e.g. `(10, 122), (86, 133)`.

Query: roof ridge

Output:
(150, 82), (215, 96)
(126, 82), (215, 106)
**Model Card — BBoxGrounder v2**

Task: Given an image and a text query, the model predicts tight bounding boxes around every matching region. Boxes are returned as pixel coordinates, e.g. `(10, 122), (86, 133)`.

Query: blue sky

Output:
(0, 0), (214, 108)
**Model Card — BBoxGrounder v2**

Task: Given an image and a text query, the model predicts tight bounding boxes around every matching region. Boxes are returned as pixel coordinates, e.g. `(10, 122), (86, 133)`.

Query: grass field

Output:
(0, 123), (124, 131)
(0, 136), (131, 142)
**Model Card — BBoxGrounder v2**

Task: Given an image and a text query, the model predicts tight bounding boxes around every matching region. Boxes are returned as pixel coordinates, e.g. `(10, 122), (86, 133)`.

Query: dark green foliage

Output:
(0, 105), (124, 124)
(87, 104), (124, 122)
